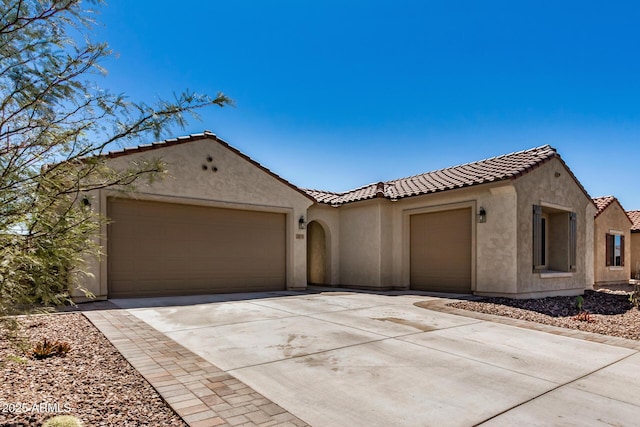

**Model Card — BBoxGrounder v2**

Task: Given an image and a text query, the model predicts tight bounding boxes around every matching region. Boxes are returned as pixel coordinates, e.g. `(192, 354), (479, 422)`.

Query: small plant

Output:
(630, 269), (640, 310)
(573, 311), (595, 323)
(43, 415), (83, 427)
(32, 338), (58, 359)
(6, 354), (28, 364)
(55, 341), (72, 355)
(31, 338), (72, 359)
(575, 295), (584, 312)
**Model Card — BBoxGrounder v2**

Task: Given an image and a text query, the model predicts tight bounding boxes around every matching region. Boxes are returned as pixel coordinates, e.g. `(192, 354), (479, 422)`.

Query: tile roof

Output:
(627, 210), (640, 232)
(593, 196), (634, 225)
(103, 131), (315, 201)
(305, 145), (563, 205)
(593, 196), (616, 216)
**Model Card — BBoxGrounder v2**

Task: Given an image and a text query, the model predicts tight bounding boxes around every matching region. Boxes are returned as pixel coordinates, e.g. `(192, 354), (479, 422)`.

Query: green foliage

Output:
(575, 295), (584, 312)
(43, 415), (83, 427)
(0, 0), (231, 315)
(31, 337), (72, 359)
(6, 354), (28, 364)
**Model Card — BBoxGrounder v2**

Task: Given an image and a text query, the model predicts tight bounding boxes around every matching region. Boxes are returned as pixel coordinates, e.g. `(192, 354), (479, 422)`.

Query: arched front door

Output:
(307, 220), (328, 284)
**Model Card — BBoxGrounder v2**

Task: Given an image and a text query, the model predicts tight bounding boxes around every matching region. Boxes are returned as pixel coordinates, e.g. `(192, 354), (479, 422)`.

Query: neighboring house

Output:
(307, 145), (595, 299)
(628, 210), (640, 280)
(78, 132), (596, 300)
(592, 196), (632, 286)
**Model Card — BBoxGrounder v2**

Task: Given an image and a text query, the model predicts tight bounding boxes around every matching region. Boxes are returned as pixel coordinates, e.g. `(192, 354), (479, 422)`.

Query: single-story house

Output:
(592, 196), (632, 286)
(628, 210), (640, 280)
(78, 131), (596, 300)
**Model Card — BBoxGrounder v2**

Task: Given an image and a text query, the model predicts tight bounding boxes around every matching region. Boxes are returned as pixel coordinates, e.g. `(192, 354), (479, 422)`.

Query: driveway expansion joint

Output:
(84, 310), (310, 427)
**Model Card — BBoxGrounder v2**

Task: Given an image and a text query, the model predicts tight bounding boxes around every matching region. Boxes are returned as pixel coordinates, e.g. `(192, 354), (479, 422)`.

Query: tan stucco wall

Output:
(594, 203), (631, 285)
(512, 158), (595, 298)
(337, 201), (384, 287)
(77, 137), (313, 299)
(631, 233), (640, 279)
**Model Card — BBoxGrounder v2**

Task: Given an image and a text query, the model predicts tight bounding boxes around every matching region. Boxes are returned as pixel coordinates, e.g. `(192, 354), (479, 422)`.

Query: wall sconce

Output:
(298, 215), (307, 229)
(477, 207), (487, 223)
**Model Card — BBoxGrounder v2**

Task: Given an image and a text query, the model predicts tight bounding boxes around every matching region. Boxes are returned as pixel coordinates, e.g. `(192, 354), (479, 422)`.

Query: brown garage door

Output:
(107, 198), (286, 298)
(410, 208), (472, 293)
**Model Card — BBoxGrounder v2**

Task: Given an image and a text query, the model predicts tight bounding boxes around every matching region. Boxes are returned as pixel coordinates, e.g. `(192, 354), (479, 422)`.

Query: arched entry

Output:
(307, 220), (329, 284)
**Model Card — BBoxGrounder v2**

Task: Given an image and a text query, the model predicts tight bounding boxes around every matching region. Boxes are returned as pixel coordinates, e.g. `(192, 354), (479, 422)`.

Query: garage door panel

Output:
(108, 199), (286, 298)
(410, 208), (472, 293)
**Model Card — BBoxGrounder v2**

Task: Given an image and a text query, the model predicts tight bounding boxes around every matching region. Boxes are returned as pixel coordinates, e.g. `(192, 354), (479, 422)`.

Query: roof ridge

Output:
(303, 144), (559, 205)
(387, 144), (555, 183)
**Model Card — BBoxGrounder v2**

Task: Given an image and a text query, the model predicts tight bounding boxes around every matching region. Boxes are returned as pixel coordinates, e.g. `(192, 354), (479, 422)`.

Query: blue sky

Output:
(94, 1), (640, 208)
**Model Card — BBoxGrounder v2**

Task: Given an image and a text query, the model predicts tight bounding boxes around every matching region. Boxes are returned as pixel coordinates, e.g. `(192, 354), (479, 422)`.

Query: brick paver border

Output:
(85, 310), (309, 427)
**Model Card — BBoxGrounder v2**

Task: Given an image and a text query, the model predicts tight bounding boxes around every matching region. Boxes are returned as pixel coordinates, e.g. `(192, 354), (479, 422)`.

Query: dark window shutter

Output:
(621, 235), (625, 267)
(533, 205), (542, 271)
(569, 212), (577, 272)
(605, 233), (612, 266)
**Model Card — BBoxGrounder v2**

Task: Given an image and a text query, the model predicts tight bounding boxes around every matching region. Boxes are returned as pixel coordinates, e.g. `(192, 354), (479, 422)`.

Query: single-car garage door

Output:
(410, 208), (472, 293)
(107, 198), (286, 298)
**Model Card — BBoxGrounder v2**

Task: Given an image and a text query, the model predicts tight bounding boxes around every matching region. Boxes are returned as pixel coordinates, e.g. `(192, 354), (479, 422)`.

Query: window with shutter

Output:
(606, 233), (624, 267)
(532, 204), (575, 273)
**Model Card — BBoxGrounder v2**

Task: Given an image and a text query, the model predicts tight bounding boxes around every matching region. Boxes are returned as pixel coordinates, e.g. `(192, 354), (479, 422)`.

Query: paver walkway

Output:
(85, 310), (309, 427)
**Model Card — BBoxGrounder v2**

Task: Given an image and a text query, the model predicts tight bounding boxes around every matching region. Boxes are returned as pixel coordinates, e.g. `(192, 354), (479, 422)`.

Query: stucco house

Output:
(78, 132), (596, 300)
(592, 196), (632, 286)
(627, 210), (640, 280)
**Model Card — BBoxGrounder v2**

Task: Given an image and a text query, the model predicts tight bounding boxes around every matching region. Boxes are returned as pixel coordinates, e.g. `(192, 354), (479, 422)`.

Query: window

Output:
(533, 205), (577, 273)
(605, 233), (625, 267)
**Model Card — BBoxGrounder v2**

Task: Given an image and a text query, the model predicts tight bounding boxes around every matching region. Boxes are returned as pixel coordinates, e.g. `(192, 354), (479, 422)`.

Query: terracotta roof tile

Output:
(304, 145), (560, 205)
(593, 196), (634, 226)
(627, 210), (640, 232)
(593, 196), (616, 216)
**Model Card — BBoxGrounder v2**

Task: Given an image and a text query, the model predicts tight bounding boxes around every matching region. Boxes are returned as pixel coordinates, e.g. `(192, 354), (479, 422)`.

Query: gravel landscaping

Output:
(0, 313), (186, 427)
(449, 288), (640, 341)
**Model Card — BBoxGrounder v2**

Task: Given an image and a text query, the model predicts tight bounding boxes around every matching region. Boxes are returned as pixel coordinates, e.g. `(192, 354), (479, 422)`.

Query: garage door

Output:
(107, 199), (286, 298)
(410, 208), (472, 293)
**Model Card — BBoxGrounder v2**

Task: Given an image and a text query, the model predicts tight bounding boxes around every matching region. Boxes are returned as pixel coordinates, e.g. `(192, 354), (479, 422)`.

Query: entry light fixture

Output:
(477, 207), (487, 223)
(298, 215), (307, 229)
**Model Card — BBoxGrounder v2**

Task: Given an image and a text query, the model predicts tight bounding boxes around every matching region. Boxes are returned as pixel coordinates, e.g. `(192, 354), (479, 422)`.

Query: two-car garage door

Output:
(107, 199), (286, 298)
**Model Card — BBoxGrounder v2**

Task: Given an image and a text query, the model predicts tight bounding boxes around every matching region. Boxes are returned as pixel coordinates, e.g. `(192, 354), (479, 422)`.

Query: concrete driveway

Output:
(113, 291), (640, 426)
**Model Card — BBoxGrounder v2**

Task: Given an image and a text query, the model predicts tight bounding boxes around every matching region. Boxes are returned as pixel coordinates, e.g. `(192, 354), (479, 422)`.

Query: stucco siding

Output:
(594, 203), (631, 285)
(79, 137), (313, 299)
(513, 158), (594, 297)
(474, 185), (518, 294)
(338, 201), (383, 287)
(631, 233), (640, 279)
